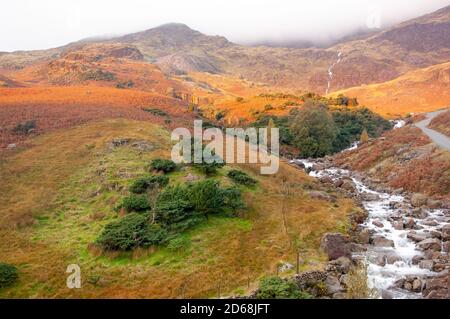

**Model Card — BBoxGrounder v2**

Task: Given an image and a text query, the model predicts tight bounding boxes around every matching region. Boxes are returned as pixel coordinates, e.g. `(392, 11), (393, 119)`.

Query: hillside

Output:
(331, 62), (450, 117)
(0, 118), (358, 298)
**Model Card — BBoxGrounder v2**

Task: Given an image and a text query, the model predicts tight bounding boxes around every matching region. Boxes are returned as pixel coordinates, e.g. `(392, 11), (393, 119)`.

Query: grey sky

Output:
(1, 0), (449, 52)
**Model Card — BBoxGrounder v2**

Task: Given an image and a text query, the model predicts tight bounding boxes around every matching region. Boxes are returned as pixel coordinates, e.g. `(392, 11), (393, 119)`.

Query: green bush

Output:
(155, 185), (200, 231)
(0, 263), (18, 288)
(256, 277), (312, 299)
(151, 159), (177, 173)
(193, 161), (225, 176)
(155, 180), (244, 228)
(227, 170), (257, 186)
(188, 180), (227, 218)
(129, 175), (169, 194)
(222, 186), (245, 215)
(119, 194), (151, 212)
(96, 213), (167, 250)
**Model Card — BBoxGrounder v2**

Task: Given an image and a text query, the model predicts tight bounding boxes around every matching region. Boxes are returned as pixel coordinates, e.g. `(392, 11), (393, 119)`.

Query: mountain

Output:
(0, 6), (449, 94)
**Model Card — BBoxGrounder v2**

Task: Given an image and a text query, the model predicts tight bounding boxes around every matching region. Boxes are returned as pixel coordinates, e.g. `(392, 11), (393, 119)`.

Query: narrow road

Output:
(414, 109), (450, 151)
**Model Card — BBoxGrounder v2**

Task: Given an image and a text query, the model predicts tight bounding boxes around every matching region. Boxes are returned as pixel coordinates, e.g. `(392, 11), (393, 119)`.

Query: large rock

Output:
(411, 193), (427, 207)
(328, 257), (352, 274)
(372, 220), (384, 228)
(417, 238), (442, 252)
(320, 233), (351, 260)
(442, 224), (450, 241)
(360, 193), (380, 201)
(423, 272), (449, 299)
(358, 228), (371, 244)
(404, 218), (416, 229)
(131, 140), (154, 152)
(108, 137), (131, 150)
(409, 208), (427, 219)
(325, 275), (345, 295)
(419, 260), (434, 271)
(372, 236), (395, 248)
(407, 231), (430, 243)
(340, 180), (356, 192)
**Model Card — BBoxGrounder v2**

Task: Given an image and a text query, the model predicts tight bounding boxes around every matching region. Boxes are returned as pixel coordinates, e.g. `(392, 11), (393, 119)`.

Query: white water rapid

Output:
(291, 157), (449, 299)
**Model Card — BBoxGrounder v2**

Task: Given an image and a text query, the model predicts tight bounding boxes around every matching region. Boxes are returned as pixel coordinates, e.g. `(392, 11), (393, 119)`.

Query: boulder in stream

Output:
(417, 238), (442, 252)
(372, 236), (395, 247)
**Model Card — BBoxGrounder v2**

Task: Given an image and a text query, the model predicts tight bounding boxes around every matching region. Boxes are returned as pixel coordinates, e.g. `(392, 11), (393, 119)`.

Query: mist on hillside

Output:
(1, 0), (449, 51)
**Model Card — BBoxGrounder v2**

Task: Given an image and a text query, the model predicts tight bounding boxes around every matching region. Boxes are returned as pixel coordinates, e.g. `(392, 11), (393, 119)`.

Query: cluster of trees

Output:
(252, 101), (392, 158)
(96, 159), (248, 251)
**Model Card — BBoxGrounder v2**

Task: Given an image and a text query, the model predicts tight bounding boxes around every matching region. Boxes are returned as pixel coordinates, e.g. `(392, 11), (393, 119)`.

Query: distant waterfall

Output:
(325, 52), (342, 95)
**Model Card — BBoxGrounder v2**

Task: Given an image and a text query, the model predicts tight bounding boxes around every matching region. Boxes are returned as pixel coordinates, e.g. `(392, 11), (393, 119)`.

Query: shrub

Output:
(116, 80), (134, 89)
(142, 108), (168, 117)
(155, 185), (200, 231)
(222, 186), (245, 215)
(129, 175), (169, 194)
(215, 111), (226, 121)
(256, 277), (312, 299)
(151, 159), (177, 173)
(359, 128), (369, 143)
(96, 213), (167, 250)
(193, 161), (224, 176)
(155, 180), (244, 227)
(188, 180), (226, 218)
(13, 120), (36, 134)
(227, 170), (257, 186)
(0, 263), (18, 288)
(80, 69), (116, 81)
(119, 194), (151, 212)
(236, 97), (244, 102)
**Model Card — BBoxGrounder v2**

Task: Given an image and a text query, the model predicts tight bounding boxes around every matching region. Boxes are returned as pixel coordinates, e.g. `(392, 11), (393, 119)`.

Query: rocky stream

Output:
(289, 157), (449, 299)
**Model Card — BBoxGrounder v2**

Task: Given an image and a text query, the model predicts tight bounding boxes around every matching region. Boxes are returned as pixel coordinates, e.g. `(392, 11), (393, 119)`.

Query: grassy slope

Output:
(0, 119), (356, 298)
(330, 62), (450, 118)
(429, 109), (450, 137)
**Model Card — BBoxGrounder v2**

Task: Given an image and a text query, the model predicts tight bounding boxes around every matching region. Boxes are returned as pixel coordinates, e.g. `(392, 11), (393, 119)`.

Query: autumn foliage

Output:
(0, 86), (191, 149)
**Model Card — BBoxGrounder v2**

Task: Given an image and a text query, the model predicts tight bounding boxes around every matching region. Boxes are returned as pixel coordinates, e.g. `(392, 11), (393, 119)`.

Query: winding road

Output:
(414, 109), (450, 151)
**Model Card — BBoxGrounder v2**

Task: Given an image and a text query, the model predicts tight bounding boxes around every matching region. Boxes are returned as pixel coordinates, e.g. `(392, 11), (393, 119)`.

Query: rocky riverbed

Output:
(291, 157), (449, 299)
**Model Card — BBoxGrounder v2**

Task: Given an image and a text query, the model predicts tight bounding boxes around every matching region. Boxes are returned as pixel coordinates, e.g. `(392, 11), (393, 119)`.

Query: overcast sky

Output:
(1, 0), (449, 52)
